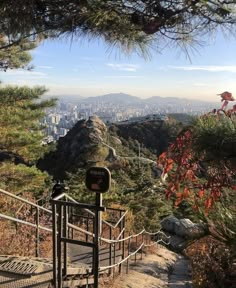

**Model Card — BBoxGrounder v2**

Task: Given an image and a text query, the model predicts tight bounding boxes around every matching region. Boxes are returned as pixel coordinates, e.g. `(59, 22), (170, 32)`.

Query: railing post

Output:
(113, 241), (116, 276)
(71, 207), (74, 239)
(86, 213), (89, 242)
(93, 193), (102, 288)
(63, 203), (68, 277)
(135, 235), (137, 263)
(119, 210), (122, 251)
(141, 233), (144, 260)
(35, 206), (40, 257)
(109, 226), (112, 276)
(126, 234), (131, 274)
(68, 205), (72, 239)
(57, 204), (62, 288)
(52, 202), (58, 287)
(119, 212), (125, 274)
(122, 216), (125, 263)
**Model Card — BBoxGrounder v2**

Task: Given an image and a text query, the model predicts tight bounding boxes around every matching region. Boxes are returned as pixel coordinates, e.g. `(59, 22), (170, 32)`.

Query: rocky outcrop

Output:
(161, 215), (206, 240)
(37, 116), (108, 179)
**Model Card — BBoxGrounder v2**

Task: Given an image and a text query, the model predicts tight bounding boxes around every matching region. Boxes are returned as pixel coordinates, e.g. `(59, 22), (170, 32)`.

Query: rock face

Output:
(161, 215), (206, 240)
(37, 116), (108, 179)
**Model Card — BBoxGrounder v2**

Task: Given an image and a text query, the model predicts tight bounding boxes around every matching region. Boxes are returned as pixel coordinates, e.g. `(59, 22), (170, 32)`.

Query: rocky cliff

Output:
(37, 115), (109, 179)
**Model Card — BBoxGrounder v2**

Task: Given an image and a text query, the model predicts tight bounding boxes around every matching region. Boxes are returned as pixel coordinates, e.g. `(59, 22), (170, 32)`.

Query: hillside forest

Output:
(1, 81), (236, 287)
(1, 1), (236, 286)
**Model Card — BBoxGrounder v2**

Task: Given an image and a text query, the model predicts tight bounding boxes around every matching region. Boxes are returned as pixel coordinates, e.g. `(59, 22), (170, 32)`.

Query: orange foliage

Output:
(157, 108), (236, 212)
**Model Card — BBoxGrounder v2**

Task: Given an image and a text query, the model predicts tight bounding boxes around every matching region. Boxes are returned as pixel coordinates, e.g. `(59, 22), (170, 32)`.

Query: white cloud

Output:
(1, 69), (47, 79)
(38, 65), (53, 69)
(80, 56), (95, 61)
(106, 63), (139, 72)
(193, 82), (211, 87)
(104, 75), (143, 79)
(168, 65), (236, 72)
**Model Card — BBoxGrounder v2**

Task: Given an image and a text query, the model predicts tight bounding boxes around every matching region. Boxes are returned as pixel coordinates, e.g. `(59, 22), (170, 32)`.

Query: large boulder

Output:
(177, 219), (205, 239)
(160, 215), (180, 234)
(161, 216), (206, 239)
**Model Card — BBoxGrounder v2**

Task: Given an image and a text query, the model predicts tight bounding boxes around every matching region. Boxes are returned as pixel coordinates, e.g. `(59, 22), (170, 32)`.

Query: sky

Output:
(1, 31), (236, 102)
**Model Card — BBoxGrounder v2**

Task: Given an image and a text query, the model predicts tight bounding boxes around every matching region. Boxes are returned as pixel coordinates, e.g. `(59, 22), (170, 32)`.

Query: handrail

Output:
(99, 242), (144, 272)
(0, 188), (52, 214)
(99, 234), (171, 272)
(144, 236), (171, 247)
(110, 210), (128, 229)
(1, 187), (172, 286)
(60, 193), (128, 230)
(115, 227), (126, 242)
(0, 186), (171, 281)
(0, 213), (52, 232)
(0, 189), (170, 246)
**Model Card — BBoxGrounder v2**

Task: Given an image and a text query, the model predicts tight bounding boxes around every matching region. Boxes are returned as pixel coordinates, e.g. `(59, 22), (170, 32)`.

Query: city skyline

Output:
(0, 30), (236, 102)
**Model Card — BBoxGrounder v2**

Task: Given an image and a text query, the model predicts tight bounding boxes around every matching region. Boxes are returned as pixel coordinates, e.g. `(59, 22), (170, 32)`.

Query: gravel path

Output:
(169, 255), (192, 288)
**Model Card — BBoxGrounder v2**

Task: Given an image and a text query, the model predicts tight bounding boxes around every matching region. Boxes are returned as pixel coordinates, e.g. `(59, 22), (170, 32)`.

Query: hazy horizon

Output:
(45, 92), (219, 103)
(1, 31), (236, 103)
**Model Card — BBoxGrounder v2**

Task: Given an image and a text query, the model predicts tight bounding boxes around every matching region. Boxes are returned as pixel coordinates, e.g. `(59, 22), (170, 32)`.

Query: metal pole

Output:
(94, 193), (102, 288)
(122, 215), (125, 265)
(52, 203), (58, 287)
(126, 234), (131, 274)
(141, 233), (144, 260)
(57, 204), (62, 288)
(71, 207), (74, 239)
(119, 211), (122, 251)
(35, 207), (39, 257)
(118, 211), (123, 274)
(109, 226), (112, 276)
(86, 214), (89, 242)
(113, 242), (116, 276)
(63, 204), (68, 277)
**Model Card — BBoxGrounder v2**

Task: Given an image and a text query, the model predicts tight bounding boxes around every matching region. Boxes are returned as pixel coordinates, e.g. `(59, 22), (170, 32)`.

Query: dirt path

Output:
(103, 244), (192, 288)
(169, 255), (192, 288)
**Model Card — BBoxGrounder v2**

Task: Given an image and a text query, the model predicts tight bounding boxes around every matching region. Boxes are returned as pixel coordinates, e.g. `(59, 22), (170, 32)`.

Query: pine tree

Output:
(0, 35), (37, 71)
(1, 1), (236, 54)
(0, 85), (56, 163)
(0, 33), (55, 195)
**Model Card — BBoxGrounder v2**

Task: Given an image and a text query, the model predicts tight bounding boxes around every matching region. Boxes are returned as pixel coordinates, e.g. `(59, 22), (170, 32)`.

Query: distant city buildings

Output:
(41, 97), (215, 141)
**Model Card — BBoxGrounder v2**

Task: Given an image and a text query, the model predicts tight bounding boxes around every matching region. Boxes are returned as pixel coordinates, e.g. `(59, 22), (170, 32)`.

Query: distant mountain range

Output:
(56, 92), (217, 106)
(80, 92), (141, 104)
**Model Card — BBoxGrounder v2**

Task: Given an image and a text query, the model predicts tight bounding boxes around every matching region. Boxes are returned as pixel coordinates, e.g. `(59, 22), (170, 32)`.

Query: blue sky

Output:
(1, 31), (236, 102)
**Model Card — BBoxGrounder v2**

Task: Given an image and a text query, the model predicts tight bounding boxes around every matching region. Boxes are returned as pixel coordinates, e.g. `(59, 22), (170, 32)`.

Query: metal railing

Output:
(51, 193), (170, 288)
(0, 188), (170, 288)
(0, 188), (53, 257)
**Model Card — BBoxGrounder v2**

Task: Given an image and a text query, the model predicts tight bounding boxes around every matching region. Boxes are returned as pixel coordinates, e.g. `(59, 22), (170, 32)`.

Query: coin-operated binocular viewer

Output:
(85, 166), (111, 288)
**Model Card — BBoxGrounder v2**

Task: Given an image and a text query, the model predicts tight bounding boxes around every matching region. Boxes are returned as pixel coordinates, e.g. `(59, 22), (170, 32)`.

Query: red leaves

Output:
(174, 188), (190, 206)
(183, 187), (190, 198)
(204, 197), (213, 214)
(218, 91), (234, 102)
(164, 158), (173, 174)
(175, 197), (182, 207)
(198, 189), (204, 199)
(157, 108), (236, 215)
(185, 169), (197, 182)
(157, 152), (173, 174)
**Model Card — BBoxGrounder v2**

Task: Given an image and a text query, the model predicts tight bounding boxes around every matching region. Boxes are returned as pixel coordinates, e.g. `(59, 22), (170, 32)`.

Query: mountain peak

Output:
(83, 93), (141, 104)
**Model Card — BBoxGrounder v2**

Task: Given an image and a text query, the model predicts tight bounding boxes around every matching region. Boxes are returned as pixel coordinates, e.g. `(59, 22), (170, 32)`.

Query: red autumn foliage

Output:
(157, 106), (236, 213)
